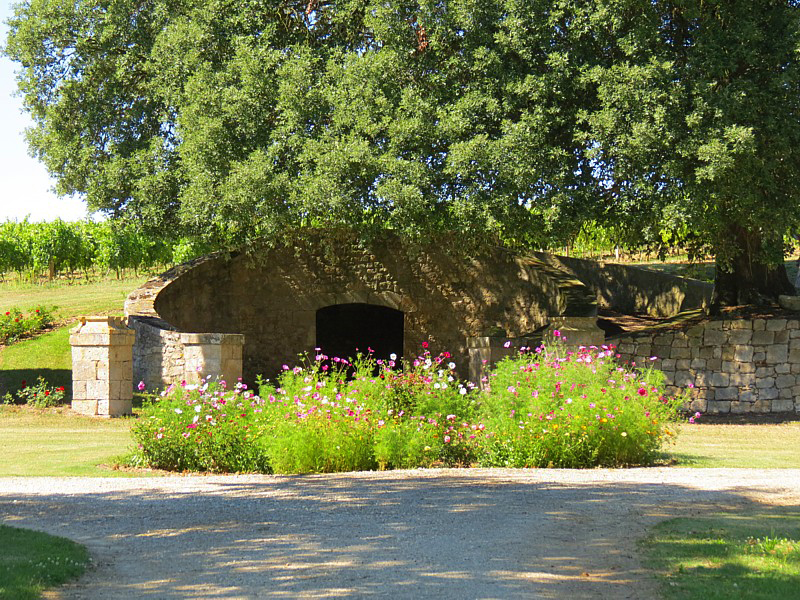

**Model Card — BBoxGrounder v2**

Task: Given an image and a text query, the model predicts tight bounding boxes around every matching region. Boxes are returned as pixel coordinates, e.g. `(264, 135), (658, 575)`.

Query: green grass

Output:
(0, 275), (148, 321)
(632, 257), (800, 285)
(0, 524), (90, 600)
(667, 422), (800, 468)
(0, 406), (137, 476)
(642, 512), (800, 599)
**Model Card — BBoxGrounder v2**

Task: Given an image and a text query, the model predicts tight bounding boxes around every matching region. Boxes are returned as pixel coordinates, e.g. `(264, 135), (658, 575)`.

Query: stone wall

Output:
(612, 317), (800, 414)
(533, 252), (713, 317)
(127, 232), (600, 383)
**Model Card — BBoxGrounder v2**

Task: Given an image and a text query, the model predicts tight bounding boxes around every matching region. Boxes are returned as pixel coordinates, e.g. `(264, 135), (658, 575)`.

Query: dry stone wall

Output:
(612, 317), (800, 414)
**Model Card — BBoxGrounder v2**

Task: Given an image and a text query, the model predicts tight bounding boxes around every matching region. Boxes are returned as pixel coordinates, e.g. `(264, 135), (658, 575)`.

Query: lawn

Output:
(669, 422), (800, 468)
(0, 524), (90, 600)
(0, 406), (137, 477)
(642, 511), (800, 599)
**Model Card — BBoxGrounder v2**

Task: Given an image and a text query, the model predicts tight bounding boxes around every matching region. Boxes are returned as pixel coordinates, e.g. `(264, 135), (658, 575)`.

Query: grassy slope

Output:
(0, 276), (147, 397)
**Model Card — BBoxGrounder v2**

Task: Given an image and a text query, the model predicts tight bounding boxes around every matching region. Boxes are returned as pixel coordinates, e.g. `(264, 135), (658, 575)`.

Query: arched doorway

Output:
(315, 303), (404, 365)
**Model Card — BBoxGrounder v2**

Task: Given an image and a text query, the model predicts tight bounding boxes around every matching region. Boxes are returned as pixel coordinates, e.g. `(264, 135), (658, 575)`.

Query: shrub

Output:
(477, 341), (686, 467)
(13, 376), (66, 408)
(0, 305), (55, 344)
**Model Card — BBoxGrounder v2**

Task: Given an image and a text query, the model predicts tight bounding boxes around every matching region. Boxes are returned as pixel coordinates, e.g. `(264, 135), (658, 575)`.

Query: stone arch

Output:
(126, 231), (602, 386)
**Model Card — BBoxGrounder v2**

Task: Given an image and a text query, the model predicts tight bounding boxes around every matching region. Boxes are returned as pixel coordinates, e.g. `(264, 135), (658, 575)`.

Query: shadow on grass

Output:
(0, 473), (797, 598)
(0, 368), (72, 400)
(644, 509), (800, 599)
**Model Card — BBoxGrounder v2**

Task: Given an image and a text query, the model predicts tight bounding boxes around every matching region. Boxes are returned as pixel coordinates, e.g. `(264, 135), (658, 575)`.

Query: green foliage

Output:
(11, 376), (67, 408)
(0, 524), (90, 600)
(6, 0), (800, 295)
(129, 343), (685, 474)
(0, 305), (54, 344)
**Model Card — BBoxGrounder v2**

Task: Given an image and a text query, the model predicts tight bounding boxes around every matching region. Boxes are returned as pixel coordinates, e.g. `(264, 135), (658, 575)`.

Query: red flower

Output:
(422, 341), (429, 348)
(20, 380), (26, 388)
(44, 390), (50, 396)
(57, 386), (64, 392)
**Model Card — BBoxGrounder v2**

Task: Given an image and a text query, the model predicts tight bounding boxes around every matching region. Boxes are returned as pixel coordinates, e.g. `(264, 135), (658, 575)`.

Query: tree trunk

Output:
(710, 226), (795, 312)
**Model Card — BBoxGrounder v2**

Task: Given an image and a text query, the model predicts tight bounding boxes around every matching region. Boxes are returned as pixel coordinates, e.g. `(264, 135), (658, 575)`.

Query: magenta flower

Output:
(137, 381), (146, 391)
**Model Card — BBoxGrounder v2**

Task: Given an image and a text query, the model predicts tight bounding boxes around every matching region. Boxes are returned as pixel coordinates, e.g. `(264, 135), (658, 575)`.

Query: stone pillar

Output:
(70, 316), (135, 417)
(467, 336), (518, 389)
(545, 316), (605, 348)
(180, 333), (245, 386)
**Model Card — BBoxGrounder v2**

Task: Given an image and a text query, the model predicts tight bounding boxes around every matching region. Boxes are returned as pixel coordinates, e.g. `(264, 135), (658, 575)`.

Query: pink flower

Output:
(637, 387), (648, 396)
(137, 381), (146, 391)
(422, 341), (429, 349)
(444, 435), (451, 443)
(503, 340), (511, 348)
(553, 330), (561, 337)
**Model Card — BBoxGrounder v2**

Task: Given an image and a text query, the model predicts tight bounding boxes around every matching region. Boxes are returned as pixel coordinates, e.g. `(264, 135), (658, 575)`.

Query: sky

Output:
(0, 1), (92, 223)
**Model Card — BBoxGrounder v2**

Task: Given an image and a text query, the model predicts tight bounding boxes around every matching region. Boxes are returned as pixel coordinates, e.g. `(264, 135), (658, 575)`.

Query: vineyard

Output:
(0, 220), (214, 281)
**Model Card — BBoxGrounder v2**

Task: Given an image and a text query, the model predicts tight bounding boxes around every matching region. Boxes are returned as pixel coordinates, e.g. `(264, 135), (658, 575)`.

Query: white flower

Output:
(174, 408), (183, 414)
(194, 405), (202, 412)
(390, 353), (397, 360)
(459, 387), (467, 395)
(448, 362), (456, 370)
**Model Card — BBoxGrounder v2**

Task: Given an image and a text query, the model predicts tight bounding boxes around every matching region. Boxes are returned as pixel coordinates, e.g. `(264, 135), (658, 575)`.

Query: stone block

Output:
(755, 366), (774, 378)
(752, 330), (775, 345)
(758, 387), (780, 400)
(674, 371), (695, 387)
(767, 318), (789, 331)
(714, 387), (739, 400)
(690, 358), (707, 370)
(752, 399), (772, 412)
(756, 377), (776, 389)
(766, 345), (789, 363)
(705, 359), (722, 371)
(753, 319), (766, 331)
(738, 390), (756, 403)
(704, 329), (726, 345)
(687, 398), (707, 413)
(776, 363), (792, 374)
(728, 320), (752, 330)
(670, 347), (691, 360)
(775, 330), (791, 344)
(730, 401), (751, 414)
(789, 348), (800, 363)
(729, 373), (755, 387)
(660, 358), (677, 371)
(107, 399), (133, 416)
(721, 347), (736, 361)
(733, 346), (754, 362)
(676, 359), (691, 370)
(71, 399), (98, 416)
(772, 399), (795, 412)
(706, 400), (731, 414)
(698, 346), (718, 359)
(709, 372), (730, 386)
(729, 330), (753, 344)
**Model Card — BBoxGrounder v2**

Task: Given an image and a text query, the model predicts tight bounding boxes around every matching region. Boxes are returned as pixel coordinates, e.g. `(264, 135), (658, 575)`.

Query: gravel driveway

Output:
(2, 468), (800, 599)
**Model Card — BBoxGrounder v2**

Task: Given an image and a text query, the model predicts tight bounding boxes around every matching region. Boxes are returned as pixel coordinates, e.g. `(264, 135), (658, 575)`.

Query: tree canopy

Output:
(6, 0), (800, 305)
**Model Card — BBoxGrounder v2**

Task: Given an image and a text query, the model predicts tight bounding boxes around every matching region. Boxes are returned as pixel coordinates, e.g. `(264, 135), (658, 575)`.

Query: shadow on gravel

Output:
(1, 474), (796, 599)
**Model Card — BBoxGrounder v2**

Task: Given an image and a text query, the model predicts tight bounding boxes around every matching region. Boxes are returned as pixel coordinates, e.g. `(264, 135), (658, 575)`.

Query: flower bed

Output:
(0, 306), (55, 345)
(129, 342), (689, 473)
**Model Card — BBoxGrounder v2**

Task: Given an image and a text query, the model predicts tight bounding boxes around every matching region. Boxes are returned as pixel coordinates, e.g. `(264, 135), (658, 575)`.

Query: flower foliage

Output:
(0, 305), (55, 345)
(9, 376), (66, 408)
(129, 342), (689, 474)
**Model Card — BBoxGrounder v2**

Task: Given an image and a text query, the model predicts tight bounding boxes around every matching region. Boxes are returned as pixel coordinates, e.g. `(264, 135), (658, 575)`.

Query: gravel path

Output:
(2, 468), (800, 599)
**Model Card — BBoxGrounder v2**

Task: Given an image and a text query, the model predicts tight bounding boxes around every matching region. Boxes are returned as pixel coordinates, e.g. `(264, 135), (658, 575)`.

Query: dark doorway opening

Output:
(316, 303), (404, 366)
